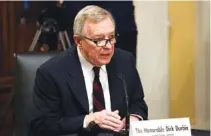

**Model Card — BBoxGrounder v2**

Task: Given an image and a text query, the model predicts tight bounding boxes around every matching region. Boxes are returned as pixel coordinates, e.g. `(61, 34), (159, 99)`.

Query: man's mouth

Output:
(100, 53), (110, 58)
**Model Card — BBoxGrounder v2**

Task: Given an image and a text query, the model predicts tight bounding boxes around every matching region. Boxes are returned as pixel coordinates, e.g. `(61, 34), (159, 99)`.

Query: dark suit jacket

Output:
(30, 46), (148, 136)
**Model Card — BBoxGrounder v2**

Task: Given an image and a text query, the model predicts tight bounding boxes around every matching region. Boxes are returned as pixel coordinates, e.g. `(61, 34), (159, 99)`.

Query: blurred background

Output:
(0, 1), (210, 136)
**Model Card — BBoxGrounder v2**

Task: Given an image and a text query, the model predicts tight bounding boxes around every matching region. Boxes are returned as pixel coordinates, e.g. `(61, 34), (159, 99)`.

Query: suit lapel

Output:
(106, 54), (124, 112)
(65, 47), (89, 113)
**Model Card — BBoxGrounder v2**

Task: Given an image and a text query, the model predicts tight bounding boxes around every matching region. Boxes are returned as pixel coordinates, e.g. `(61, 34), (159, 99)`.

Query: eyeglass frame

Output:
(81, 33), (119, 47)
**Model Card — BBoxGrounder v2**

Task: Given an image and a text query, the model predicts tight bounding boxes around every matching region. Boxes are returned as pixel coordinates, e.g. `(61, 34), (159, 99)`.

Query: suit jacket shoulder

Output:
(110, 48), (136, 73)
(38, 47), (80, 75)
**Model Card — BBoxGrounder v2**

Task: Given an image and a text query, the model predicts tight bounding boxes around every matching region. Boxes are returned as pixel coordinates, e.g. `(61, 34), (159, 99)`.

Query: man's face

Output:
(76, 17), (115, 67)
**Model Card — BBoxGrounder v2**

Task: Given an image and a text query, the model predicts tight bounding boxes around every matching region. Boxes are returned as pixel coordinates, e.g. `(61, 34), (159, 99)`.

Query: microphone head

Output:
(118, 74), (124, 80)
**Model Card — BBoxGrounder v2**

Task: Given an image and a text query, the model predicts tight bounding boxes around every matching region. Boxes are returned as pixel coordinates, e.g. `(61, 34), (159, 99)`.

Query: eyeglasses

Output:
(82, 34), (119, 47)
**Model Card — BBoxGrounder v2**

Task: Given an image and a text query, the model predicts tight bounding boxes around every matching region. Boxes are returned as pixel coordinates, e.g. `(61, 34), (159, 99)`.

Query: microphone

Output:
(118, 75), (130, 136)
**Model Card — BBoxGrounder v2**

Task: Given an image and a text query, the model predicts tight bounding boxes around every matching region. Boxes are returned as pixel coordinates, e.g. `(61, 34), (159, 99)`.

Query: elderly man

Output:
(31, 5), (148, 136)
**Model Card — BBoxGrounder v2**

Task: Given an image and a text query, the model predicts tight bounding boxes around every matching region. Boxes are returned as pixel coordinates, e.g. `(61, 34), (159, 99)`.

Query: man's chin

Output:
(98, 59), (111, 66)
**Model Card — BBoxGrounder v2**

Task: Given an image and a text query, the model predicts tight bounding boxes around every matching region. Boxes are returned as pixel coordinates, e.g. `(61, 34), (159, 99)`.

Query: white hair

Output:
(73, 5), (115, 36)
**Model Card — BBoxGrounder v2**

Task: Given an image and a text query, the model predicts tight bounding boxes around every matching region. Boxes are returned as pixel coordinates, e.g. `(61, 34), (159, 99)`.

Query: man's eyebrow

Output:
(92, 32), (115, 38)
(93, 34), (104, 38)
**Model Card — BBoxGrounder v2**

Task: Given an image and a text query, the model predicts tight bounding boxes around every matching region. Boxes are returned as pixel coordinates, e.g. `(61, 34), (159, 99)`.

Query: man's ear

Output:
(73, 35), (82, 48)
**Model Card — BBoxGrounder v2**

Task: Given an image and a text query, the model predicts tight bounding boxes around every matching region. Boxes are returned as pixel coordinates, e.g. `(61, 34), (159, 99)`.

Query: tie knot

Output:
(93, 67), (100, 78)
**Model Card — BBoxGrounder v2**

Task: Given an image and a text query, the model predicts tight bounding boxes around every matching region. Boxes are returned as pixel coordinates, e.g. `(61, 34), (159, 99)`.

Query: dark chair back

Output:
(13, 52), (58, 136)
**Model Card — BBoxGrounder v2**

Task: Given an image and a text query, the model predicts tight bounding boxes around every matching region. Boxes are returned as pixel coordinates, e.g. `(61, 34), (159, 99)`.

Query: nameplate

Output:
(130, 118), (191, 136)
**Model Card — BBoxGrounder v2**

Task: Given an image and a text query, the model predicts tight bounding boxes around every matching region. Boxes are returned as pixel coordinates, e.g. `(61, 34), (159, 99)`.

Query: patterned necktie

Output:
(93, 67), (105, 112)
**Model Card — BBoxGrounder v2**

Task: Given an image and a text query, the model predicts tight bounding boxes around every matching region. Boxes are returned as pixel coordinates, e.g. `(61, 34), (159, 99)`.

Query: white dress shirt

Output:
(77, 47), (111, 113)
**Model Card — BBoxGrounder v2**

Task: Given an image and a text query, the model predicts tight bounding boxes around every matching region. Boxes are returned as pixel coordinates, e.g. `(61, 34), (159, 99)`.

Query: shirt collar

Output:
(77, 47), (107, 74)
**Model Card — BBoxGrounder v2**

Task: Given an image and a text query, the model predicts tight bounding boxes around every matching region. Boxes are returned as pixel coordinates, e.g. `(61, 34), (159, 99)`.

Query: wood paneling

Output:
(1, 1), (10, 76)
(0, 1), (18, 77)
(0, 1), (41, 76)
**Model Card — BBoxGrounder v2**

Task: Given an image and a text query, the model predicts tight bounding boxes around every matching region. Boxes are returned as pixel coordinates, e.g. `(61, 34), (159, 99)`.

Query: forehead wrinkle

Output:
(83, 18), (115, 38)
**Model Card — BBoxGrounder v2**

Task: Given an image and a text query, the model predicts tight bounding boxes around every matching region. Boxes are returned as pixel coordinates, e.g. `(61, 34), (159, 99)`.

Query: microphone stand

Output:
(118, 76), (130, 136)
